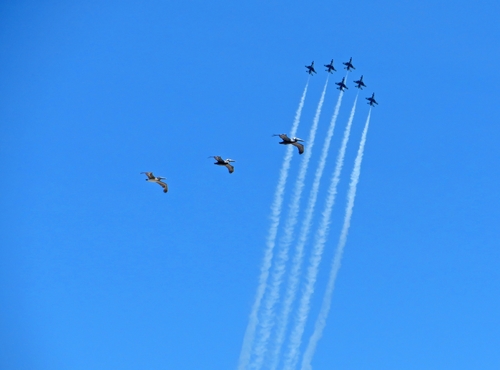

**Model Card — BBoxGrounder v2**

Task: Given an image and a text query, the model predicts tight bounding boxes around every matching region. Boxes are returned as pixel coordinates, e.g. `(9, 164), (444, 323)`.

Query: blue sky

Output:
(1, 1), (500, 369)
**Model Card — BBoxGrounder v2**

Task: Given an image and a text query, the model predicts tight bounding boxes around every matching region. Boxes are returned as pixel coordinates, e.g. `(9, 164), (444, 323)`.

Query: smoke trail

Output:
(301, 109), (371, 370)
(250, 78), (329, 370)
(284, 94), (359, 370)
(237, 81), (309, 370)
(269, 88), (346, 370)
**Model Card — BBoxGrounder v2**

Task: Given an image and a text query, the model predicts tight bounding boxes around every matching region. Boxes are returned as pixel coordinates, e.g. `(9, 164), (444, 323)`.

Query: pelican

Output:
(273, 133), (305, 154)
(141, 172), (168, 193)
(209, 156), (235, 174)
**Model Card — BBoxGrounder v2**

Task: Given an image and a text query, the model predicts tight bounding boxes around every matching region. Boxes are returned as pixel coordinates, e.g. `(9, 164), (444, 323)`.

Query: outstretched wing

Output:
(157, 180), (168, 193)
(225, 163), (234, 174)
(141, 172), (155, 179)
(279, 133), (290, 142)
(292, 142), (304, 155)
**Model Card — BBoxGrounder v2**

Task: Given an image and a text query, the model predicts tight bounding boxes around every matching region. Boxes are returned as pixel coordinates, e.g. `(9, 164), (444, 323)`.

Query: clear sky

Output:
(1, 1), (500, 369)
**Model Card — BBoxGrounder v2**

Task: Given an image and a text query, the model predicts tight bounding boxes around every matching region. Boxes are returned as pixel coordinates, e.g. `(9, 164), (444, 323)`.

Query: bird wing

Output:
(141, 172), (155, 179)
(279, 133), (290, 141)
(157, 180), (168, 193)
(225, 163), (234, 174)
(292, 142), (304, 154)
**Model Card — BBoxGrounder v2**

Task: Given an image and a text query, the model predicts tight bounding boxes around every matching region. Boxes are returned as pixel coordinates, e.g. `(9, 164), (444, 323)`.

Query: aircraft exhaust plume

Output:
(251, 78), (329, 370)
(269, 86), (347, 370)
(238, 81), (309, 370)
(284, 93), (358, 370)
(301, 108), (371, 370)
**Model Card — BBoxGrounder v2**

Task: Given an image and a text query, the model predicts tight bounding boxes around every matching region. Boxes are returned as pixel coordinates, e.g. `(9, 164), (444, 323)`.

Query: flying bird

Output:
(141, 172), (168, 193)
(209, 156), (236, 173)
(273, 133), (305, 155)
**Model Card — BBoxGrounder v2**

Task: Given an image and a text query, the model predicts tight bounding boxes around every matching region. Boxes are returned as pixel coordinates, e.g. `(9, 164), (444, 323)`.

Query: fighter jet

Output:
(335, 77), (348, 91)
(141, 172), (168, 193)
(305, 61), (316, 75)
(343, 57), (355, 71)
(273, 134), (304, 155)
(353, 75), (366, 89)
(209, 156), (235, 174)
(324, 59), (336, 73)
(366, 93), (378, 106)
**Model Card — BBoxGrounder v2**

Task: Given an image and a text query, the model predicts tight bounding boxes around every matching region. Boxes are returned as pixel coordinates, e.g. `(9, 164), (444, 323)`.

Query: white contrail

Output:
(238, 81), (309, 370)
(284, 94), (359, 370)
(268, 87), (346, 370)
(251, 78), (329, 370)
(301, 108), (371, 370)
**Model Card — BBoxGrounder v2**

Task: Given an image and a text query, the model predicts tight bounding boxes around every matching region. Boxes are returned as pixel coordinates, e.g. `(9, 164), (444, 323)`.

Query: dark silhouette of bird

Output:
(141, 172), (168, 193)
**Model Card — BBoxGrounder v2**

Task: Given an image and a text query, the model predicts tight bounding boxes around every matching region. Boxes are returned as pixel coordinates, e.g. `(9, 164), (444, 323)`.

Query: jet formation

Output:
(143, 58), (378, 193)
(307, 57), (378, 105)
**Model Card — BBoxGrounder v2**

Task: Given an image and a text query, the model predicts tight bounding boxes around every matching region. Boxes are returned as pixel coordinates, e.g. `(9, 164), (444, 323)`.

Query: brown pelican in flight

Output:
(273, 134), (305, 155)
(141, 172), (168, 193)
(209, 156), (235, 174)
